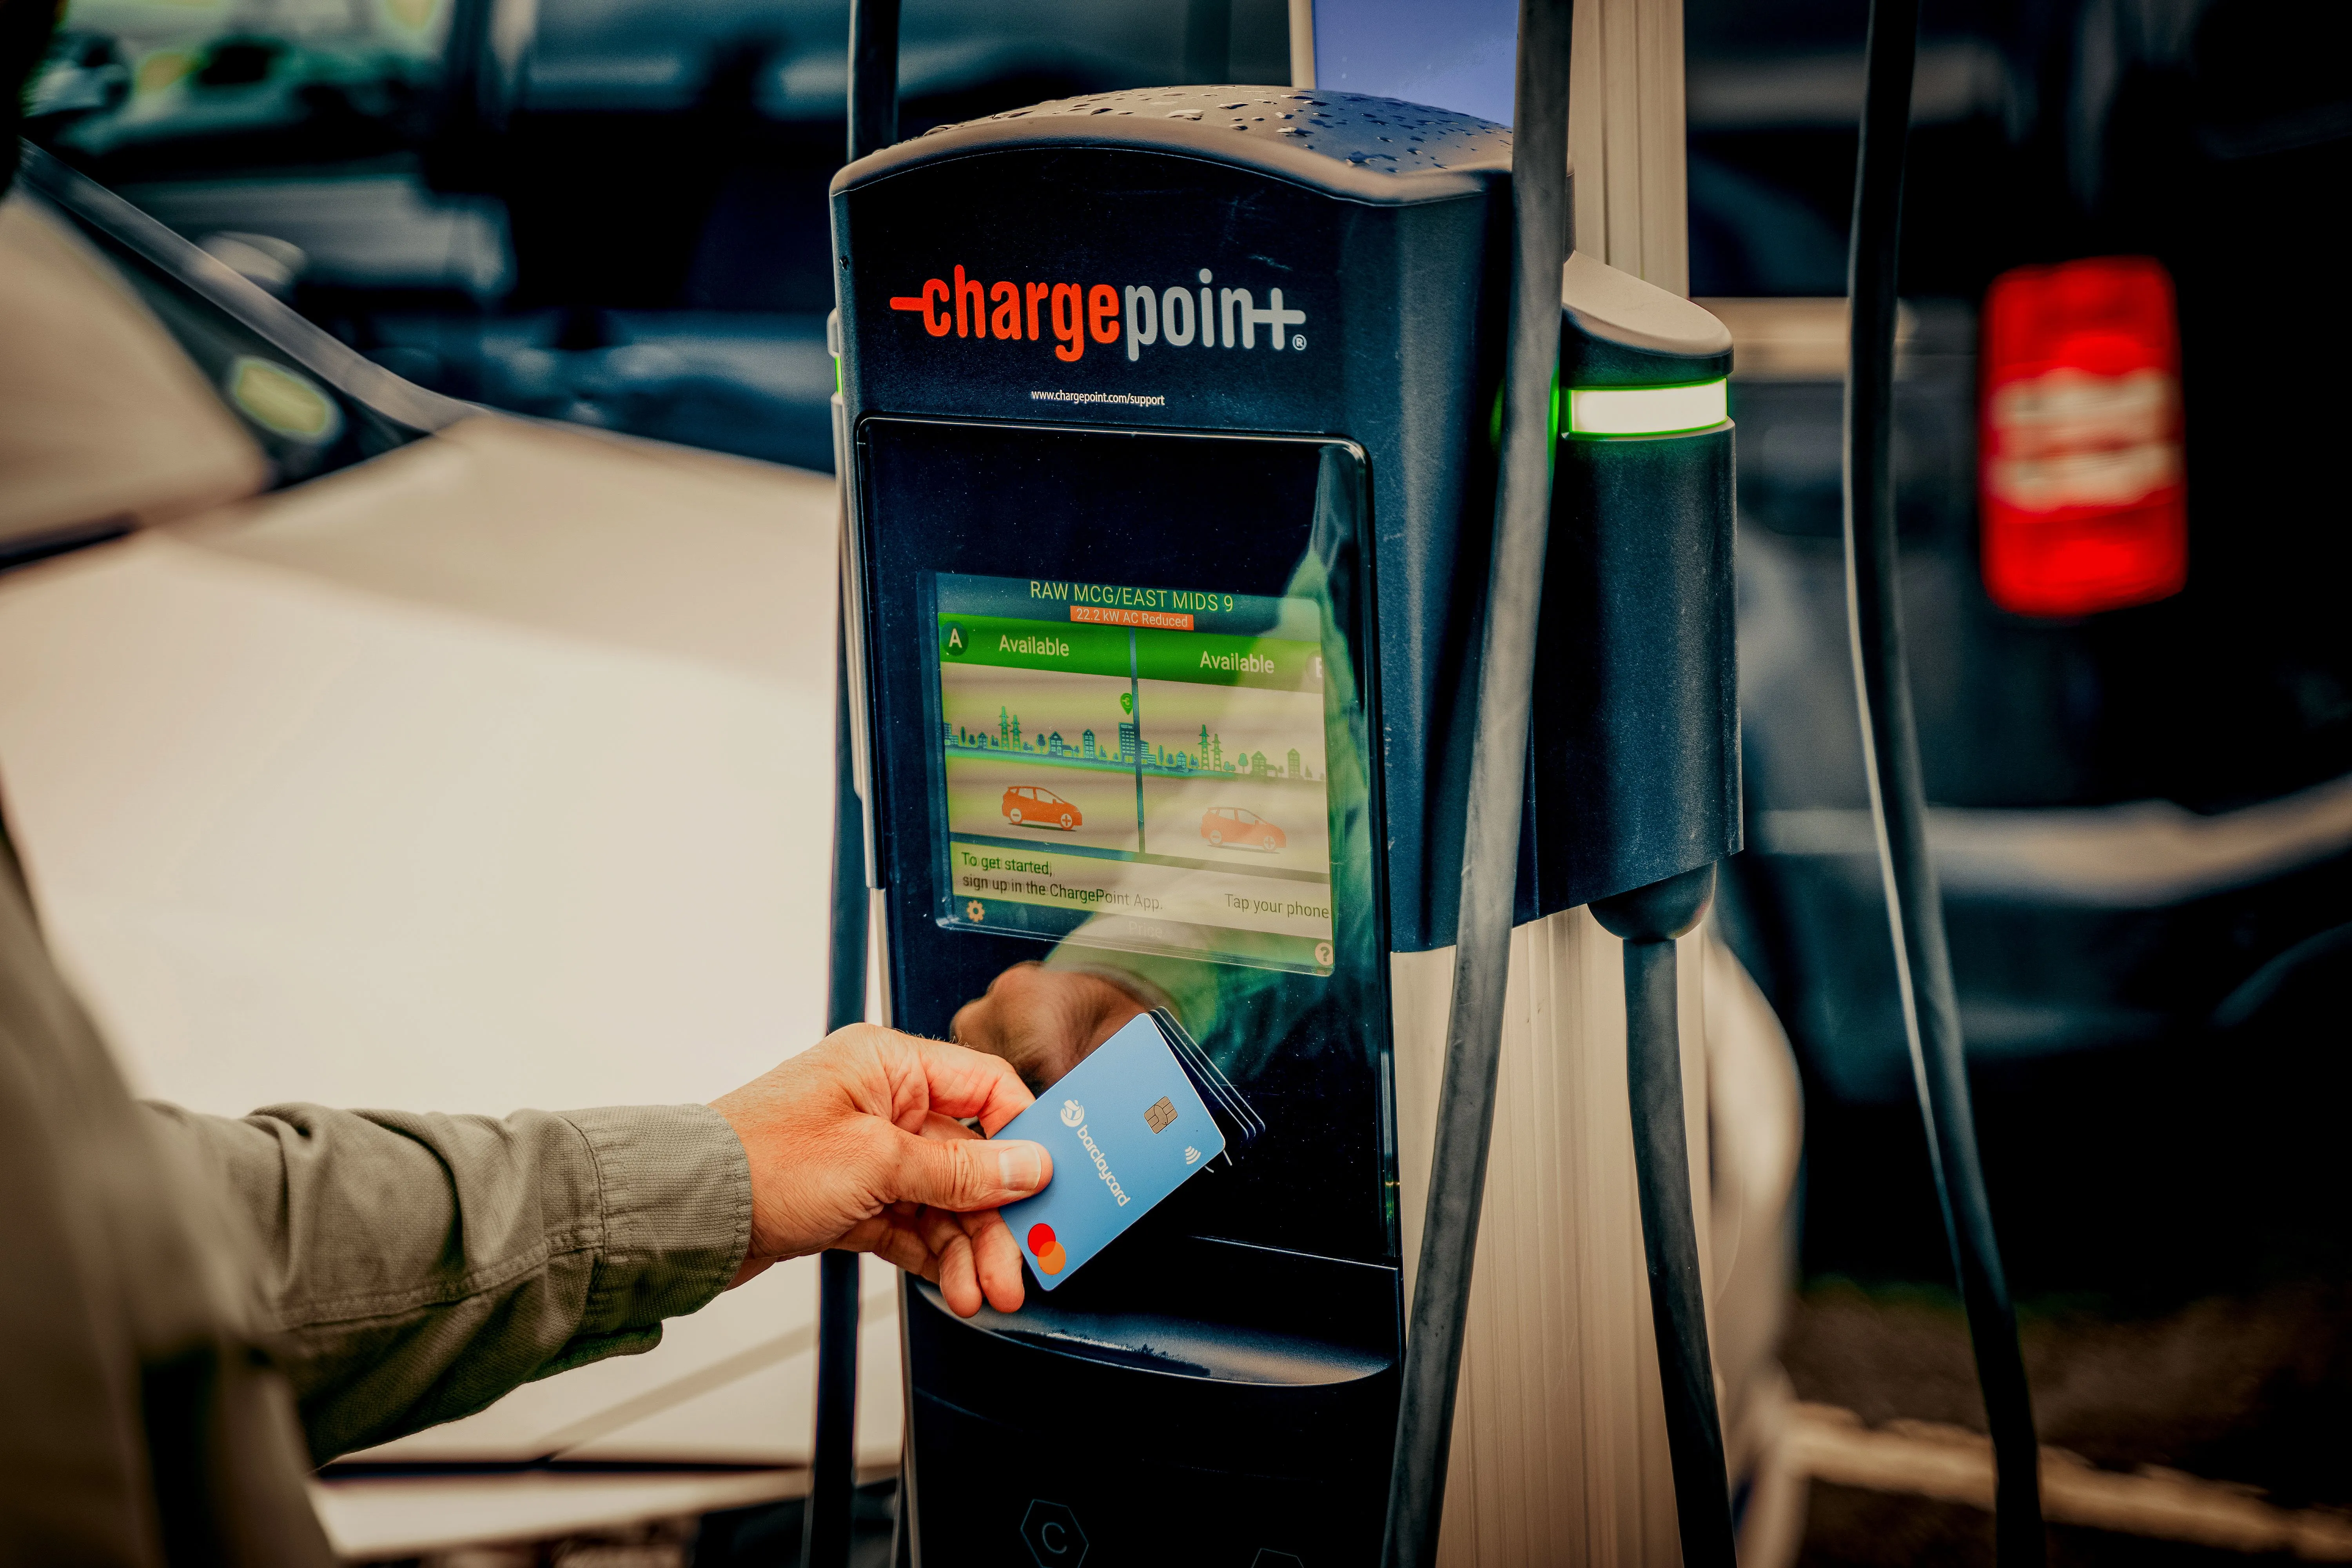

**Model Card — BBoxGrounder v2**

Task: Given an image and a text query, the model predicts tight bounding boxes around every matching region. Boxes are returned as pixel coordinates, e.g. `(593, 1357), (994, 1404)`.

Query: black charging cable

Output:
(1842, 0), (2045, 1562)
(805, 7), (901, 1564)
(1379, 0), (1570, 1562)
(803, 628), (869, 1568)
(847, 0), (900, 169)
(1592, 866), (1737, 1568)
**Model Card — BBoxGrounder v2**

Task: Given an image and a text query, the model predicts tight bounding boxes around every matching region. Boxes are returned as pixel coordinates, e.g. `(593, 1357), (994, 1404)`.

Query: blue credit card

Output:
(994, 1013), (1227, 1290)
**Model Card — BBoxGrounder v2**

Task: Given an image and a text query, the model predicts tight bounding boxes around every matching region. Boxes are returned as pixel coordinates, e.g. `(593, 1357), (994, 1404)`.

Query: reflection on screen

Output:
(929, 572), (1336, 975)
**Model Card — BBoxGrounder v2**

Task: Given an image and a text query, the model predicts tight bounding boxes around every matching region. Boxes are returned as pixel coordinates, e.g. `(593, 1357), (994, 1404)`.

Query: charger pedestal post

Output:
(1385, 0), (1804, 1557)
(825, 2), (1804, 1550)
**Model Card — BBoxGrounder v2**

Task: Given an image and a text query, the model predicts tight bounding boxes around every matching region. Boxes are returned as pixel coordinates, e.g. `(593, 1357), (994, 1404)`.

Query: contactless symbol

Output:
(1144, 1095), (1176, 1133)
(1027, 1222), (1067, 1276)
(967, 899), (986, 922)
(1060, 1099), (1085, 1127)
(1020, 1500), (1088, 1567)
(1184, 1145), (1200, 1165)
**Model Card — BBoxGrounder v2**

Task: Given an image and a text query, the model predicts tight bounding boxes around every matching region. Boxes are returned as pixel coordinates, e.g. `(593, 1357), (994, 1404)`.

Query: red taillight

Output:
(1979, 256), (2186, 617)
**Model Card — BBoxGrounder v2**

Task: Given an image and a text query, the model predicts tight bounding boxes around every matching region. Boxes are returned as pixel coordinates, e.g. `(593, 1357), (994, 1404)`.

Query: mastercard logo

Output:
(1027, 1222), (1067, 1276)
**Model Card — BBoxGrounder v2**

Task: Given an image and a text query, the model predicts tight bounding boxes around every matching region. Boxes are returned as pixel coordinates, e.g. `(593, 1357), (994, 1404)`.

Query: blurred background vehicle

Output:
(1682, 0), (2352, 1310)
(1692, 0), (2352, 1545)
(25, 0), (1294, 470)
(1689, 1), (2352, 1541)
(15, 0), (2352, 1557)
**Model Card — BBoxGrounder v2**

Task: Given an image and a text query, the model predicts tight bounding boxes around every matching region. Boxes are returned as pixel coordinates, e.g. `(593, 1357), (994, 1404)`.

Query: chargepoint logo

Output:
(888, 264), (1307, 363)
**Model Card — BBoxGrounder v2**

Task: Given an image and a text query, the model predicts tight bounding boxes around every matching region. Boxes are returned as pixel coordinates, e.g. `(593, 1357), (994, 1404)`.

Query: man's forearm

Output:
(142, 1099), (751, 1462)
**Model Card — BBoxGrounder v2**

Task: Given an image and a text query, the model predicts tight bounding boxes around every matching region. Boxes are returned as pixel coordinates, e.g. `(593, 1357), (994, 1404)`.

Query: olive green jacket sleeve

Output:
(140, 1099), (753, 1464)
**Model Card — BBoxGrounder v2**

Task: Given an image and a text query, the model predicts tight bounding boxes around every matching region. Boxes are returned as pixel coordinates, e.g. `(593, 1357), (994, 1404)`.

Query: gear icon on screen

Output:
(967, 900), (987, 923)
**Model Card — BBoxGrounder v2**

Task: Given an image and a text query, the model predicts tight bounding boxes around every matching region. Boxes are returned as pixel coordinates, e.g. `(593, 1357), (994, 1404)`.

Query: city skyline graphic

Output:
(928, 586), (1340, 971)
(935, 638), (1333, 868)
(942, 703), (1318, 782)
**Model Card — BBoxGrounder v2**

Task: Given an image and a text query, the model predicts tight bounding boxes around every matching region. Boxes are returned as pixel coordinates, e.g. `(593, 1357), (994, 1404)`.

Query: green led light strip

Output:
(1567, 379), (1729, 437)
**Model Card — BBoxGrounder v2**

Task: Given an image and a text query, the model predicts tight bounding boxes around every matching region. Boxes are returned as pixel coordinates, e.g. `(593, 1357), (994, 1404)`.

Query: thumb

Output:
(884, 1129), (1051, 1212)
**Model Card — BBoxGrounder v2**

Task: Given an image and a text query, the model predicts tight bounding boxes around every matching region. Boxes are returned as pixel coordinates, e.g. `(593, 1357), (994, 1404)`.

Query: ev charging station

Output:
(825, 43), (1745, 1563)
(806, 0), (2050, 1559)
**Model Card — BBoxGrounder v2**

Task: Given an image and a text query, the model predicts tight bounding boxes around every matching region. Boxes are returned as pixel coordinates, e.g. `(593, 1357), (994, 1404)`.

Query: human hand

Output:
(710, 1024), (1049, 1316)
(950, 962), (1154, 1091)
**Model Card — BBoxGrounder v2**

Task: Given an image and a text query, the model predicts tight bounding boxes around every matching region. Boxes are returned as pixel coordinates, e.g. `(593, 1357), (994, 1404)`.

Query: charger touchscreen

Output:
(929, 572), (1337, 976)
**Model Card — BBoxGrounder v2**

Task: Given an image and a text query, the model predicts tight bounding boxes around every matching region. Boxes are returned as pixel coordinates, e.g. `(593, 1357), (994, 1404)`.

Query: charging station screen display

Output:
(928, 572), (1335, 975)
(861, 419), (1387, 1265)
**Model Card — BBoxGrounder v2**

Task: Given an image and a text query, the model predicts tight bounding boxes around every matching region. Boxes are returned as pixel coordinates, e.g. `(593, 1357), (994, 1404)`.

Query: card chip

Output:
(1144, 1096), (1177, 1133)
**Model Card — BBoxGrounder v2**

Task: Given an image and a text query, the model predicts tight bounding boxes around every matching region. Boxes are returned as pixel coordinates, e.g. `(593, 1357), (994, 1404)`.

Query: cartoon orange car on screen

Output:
(1202, 806), (1285, 851)
(1003, 786), (1081, 830)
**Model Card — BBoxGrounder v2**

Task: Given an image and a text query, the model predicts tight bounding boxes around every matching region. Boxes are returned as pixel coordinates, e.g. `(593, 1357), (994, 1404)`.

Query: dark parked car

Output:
(1682, 0), (2352, 1295)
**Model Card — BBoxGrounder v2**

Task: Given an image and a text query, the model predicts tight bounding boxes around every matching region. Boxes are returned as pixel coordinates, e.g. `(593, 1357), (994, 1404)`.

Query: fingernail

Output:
(995, 1141), (1044, 1192)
